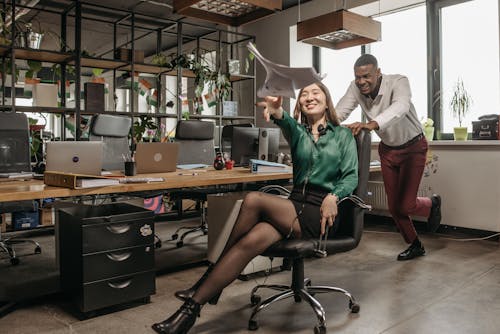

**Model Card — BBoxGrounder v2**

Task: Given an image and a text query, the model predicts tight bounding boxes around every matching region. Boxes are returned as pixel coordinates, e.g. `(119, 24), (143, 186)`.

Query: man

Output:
(335, 54), (441, 261)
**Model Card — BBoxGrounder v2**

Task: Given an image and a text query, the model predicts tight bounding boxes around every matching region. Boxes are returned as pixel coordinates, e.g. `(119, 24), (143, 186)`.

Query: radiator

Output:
(366, 181), (433, 212)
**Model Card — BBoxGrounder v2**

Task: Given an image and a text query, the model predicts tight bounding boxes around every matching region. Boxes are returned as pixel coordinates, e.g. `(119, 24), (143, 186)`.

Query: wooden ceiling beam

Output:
(245, 0), (282, 11)
(173, 0), (202, 13)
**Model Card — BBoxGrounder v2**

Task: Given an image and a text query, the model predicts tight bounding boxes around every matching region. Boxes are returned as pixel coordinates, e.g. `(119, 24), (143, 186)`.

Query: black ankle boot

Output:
(175, 264), (214, 301)
(397, 238), (425, 261)
(152, 298), (201, 334)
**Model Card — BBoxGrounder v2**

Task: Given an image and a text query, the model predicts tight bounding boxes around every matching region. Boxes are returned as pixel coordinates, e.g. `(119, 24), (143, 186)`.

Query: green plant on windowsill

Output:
(450, 78), (473, 141)
(28, 115), (46, 162)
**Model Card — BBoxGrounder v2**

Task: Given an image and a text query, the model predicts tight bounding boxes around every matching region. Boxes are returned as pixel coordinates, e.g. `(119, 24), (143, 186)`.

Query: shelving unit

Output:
(0, 0), (256, 144)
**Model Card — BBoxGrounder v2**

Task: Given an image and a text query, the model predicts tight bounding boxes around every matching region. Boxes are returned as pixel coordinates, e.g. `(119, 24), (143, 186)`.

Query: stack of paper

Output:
(247, 42), (325, 98)
(249, 159), (291, 173)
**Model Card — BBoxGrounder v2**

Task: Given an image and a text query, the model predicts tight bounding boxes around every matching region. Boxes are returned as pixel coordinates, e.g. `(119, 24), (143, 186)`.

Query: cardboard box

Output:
(33, 83), (58, 107)
(1, 213), (11, 232)
(114, 48), (145, 63)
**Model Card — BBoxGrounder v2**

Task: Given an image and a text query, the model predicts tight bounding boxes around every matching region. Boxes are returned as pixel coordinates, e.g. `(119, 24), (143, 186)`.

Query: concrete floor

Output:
(1, 218), (500, 334)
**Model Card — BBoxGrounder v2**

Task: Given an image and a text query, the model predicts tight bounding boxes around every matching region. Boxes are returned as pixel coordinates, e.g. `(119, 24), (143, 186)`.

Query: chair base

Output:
(248, 273), (359, 332)
(0, 238), (42, 265)
(170, 199), (208, 248)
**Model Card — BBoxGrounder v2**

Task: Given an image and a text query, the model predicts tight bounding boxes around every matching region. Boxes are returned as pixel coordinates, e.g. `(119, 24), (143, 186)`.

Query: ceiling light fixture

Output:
(297, 0), (381, 50)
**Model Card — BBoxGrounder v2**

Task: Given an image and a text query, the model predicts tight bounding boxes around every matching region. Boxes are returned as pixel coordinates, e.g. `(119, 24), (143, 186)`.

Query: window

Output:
(369, 5), (427, 125)
(320, 47), (363, 123)
(433, 0), (500, 134)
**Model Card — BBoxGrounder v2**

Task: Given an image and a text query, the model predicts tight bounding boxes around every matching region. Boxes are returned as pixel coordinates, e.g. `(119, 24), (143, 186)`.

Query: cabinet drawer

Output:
(82, 218), (154, 253)
(79, 270), (156, 313)
(83, 245), (155, 282)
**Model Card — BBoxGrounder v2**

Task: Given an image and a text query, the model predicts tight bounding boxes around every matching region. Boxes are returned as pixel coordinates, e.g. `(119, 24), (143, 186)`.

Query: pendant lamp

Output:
(297, 9), (381, 50)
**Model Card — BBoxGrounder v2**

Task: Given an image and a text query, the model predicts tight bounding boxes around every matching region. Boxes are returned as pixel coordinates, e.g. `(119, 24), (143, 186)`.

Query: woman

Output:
(152, 82), (359, 334)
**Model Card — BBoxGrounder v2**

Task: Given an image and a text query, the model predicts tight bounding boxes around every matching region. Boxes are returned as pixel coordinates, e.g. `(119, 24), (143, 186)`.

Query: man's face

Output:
(354, 64), (381, 96)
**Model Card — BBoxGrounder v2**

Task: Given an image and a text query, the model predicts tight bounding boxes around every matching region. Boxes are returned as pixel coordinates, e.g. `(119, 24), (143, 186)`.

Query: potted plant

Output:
(422, 118), (434, 141)
(450, 78), (472, 140)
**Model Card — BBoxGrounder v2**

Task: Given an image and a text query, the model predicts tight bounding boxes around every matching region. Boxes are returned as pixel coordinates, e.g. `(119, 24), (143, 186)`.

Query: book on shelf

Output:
(44, 171), (120, 189)
(249, 159), (291, 173)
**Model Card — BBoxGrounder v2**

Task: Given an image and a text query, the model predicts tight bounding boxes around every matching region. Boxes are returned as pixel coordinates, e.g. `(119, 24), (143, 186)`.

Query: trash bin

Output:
(58, 202), (155, 315)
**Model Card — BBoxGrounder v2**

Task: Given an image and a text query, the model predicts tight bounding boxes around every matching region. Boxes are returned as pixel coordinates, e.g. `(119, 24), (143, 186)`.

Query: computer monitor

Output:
(231, 127), (280, 166)
(231, 127), (259, 166)
(258, 128), (280, 163)
(0, 113), (31, 173)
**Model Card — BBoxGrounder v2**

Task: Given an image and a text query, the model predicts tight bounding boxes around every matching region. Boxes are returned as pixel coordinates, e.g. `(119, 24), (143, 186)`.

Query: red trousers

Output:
(378, 137), (432, 244)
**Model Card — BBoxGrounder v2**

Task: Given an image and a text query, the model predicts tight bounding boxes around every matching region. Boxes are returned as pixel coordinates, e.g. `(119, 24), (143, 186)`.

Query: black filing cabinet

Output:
(58, 203), (156, 314)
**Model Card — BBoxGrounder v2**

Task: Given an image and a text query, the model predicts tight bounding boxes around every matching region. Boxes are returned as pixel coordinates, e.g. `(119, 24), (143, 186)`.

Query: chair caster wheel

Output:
(314, 325), (326, 334)
(34, 246), (42, 254)
(250, 294), (261, 306)
(10, 257), (20, 265)
(176, 241), (184, 248)
(248, 320), (259, 331)
(350, 301), (360, 313)
(171, 234), (178, 240)
(155, 240), (162, 249)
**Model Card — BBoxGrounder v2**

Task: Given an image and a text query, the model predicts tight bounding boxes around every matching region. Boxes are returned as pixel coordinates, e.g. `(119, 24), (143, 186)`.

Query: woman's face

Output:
(299, 83), (327, 117)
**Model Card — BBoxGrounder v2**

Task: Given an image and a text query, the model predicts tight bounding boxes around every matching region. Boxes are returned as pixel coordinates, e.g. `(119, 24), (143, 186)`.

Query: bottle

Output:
(213, 152), (225, 170)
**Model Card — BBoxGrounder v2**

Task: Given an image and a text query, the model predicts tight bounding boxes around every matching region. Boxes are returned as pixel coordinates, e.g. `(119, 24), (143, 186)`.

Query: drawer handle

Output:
(105, 223), (131, 234)
(108, 279), (132, 289)
(106, 252), (132, 262)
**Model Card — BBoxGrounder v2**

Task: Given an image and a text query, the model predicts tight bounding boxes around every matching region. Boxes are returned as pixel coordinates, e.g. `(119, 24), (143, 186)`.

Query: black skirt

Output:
(288, 184), (340, 239)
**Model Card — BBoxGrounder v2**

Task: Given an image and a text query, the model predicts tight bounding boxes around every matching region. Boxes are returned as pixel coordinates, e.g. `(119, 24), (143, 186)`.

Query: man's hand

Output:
(256, 96), (283, 122)
(346, 120), (379, 136)
(320, 194), (338, 236)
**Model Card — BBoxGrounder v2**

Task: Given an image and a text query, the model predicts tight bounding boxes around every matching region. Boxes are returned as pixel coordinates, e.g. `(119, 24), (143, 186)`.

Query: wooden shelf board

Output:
(77, 57), (128, 70)
(14, 48), (72, 63)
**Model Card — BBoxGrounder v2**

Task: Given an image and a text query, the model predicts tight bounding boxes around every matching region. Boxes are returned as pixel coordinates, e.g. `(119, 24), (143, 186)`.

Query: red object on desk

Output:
(225, 160), (235, 170)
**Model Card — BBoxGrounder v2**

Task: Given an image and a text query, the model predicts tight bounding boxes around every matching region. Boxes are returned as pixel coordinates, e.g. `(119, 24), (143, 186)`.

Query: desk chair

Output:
(247, 129), (372, 334)
(0, 113), (42, 265)
(89, 114), (132, 171)
(170, 120), (217, 248)
(88, 114), (164, 247)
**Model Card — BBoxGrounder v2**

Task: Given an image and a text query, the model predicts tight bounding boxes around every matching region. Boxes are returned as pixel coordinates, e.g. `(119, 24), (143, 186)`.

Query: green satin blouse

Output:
(273, 112), (358, 200)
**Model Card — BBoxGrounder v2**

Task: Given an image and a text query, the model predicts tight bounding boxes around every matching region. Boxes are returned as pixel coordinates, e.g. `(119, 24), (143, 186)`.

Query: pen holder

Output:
(124, 161), (137, 176)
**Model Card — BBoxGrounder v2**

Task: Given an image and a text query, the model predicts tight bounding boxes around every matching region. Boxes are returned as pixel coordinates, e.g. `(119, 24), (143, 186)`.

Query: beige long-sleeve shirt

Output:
(336, 74), (423, 147)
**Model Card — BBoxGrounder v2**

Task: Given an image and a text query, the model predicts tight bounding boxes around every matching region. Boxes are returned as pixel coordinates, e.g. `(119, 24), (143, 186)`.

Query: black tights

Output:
(192, 191), (301, 304)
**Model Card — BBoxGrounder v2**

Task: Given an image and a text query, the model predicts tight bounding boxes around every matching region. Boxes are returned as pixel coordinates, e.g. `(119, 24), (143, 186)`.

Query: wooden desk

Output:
(0, 167), (293, 203)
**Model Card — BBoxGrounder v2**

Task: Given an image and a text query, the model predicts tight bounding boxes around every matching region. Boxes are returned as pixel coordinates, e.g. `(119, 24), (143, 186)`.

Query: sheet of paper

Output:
(247, 42), (325, 98)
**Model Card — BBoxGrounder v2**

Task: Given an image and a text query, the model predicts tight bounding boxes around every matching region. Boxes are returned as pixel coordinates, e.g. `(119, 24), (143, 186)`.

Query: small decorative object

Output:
(223, 101), (238, 116)
(227, 59), (240, 75)
(225, 159), (235, 170)
(422, 118), (434, 141)
(450, 78), (472, 141)
(213, 152), (225, 170)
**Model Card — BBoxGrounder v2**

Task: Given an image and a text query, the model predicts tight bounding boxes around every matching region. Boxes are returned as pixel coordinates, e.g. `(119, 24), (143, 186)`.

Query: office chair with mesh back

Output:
(89, 114), (164, 247)
(247, 129), (372, 334)
(0, 113), (42, 265)
(169, 120), (218, 248)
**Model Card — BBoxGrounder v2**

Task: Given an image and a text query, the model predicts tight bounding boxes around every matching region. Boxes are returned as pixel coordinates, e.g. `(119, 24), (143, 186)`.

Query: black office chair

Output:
(169, 120), (218, 248)
(0, 112), (42, 265)
(88, 114), (164, 247)
(89, 114), (132, 171)
(247, 129), (372, 334)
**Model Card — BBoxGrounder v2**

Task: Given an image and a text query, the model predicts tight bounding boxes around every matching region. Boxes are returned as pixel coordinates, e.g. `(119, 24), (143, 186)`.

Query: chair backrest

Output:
(88, 114), (132, 171)
(175, 120), (215, 165)
(327, 129), (371, 252)
(0, 112), (31, 173)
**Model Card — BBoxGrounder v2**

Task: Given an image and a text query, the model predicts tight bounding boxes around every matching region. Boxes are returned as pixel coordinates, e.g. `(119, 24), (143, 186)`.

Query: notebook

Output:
(45, 141), (104, 176)
(135, 142), (179, 174)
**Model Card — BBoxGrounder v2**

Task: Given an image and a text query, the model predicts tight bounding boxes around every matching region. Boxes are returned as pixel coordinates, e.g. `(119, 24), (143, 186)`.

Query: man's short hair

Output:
(354, 54), (378, 68)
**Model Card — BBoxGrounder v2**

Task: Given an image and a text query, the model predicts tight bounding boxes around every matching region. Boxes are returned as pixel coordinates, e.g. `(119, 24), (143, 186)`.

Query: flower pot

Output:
(453, 127), (468, 141)
(424, 126), (434, 141)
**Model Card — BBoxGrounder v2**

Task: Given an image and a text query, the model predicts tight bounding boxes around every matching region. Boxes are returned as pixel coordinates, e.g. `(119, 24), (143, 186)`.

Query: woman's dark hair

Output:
(293, 81), (339, 126)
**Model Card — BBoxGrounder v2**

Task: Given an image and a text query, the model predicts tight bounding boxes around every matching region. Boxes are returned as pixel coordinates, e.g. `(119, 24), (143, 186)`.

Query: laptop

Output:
(45, 141), (104, 176)
(135, 142), (179, 174)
